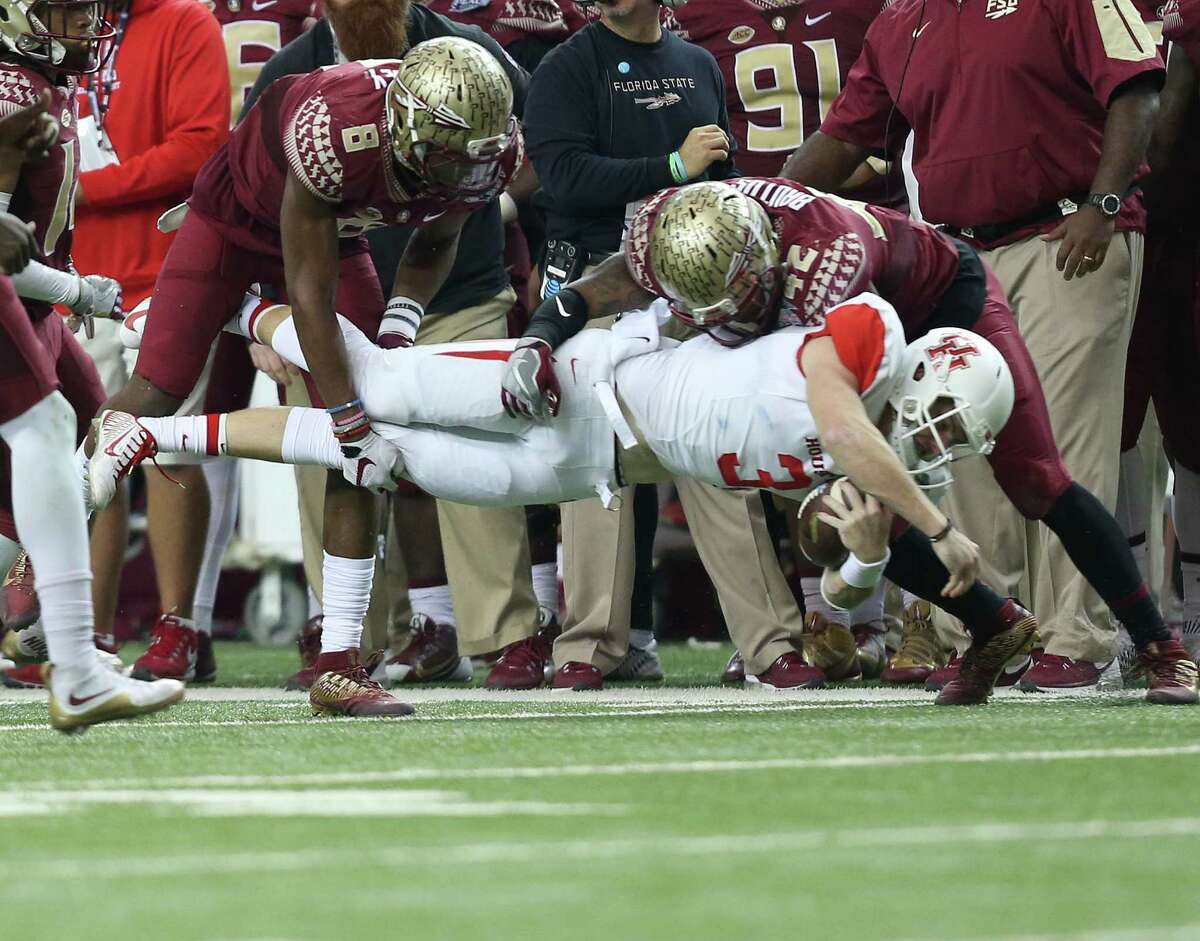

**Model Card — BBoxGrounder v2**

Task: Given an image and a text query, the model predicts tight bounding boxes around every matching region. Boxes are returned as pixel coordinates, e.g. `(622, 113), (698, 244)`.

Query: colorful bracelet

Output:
(668, 151), (688, 184)
(330, 405), (370, 442)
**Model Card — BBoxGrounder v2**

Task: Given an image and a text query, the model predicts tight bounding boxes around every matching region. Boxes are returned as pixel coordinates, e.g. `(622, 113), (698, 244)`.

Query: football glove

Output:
(67, 274), (123, 340)
(500, 338), (561, 419)
(338, 427), (404, 493)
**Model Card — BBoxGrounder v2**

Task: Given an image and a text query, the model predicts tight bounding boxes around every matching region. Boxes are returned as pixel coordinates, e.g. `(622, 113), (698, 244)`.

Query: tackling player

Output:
(498, 178), (1199, 705)
(96, 290), (1060, 705)
(0, 94), (182, 731)
(86, 37), (522, 717)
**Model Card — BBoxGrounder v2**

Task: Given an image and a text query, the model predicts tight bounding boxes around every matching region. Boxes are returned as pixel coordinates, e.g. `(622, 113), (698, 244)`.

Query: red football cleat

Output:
(746, 651), (826, 690)
(552, 661), (603, 691)
(384, 615), (472, 685)
(93, 632), (120, 656)
(1, 552), (38, 632)
(309, 648), (414, 717)
(937, 601), (1038, 705)
(131, 614), (198, 682)
(284, 615), (323, 691)
(881, 600), (946, 684)
(1139, 639), (1199, 705)
(3, 661), (44, 689)
(1017, 652), (1106, 692)
(485, 618), (560, 690)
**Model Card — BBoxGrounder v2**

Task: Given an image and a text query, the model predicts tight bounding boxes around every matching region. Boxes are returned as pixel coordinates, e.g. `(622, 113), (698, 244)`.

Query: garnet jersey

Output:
(626, 177), (961, 339)
(423, 0), (569, 47)
(675, 0), (882, 178)
(615, 295), (906, 498)
(211, 0), (318, 125)
(190, 59), (520, 255)
(0, 63), (79, 321)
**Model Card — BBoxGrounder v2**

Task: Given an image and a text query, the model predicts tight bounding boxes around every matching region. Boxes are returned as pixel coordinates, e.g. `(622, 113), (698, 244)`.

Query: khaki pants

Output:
(553, 313), (800, 675)
(288, 288), (537, 657)
(941, 231), (1143, 661)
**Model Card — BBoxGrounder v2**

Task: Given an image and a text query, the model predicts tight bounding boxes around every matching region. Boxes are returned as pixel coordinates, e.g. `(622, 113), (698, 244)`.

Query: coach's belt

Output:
(938, 196), (1085, 247)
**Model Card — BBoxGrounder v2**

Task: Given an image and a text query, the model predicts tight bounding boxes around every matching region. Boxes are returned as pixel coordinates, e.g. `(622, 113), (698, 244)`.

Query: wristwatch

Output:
(1086, 192), (1122, 219)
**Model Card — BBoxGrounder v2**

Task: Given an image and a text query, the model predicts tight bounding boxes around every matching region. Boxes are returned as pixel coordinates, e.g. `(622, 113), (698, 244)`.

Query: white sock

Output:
(803, 576), (851, 623)
(629, 628), (653, 649)
(0, 393), (96, 683)
(1116, 448), (1151, 585)
(319, 552), (374, 652)
(1174, 465), (1200, 621)
(191, 459), (240, 635)
(282, 408), (342, 469)
(850, 580), (886, 631)
(531, 561), (558, 617)
(409, 583), (456, 626)
(141, 414), (227, 457)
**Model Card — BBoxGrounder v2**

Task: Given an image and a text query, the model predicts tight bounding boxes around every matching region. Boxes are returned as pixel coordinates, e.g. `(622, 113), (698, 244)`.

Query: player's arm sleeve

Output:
(523, 49), (675, 213)
(282, 91), (345, 204)
(1055, 0), (1164, 105)
(79, 8), (230, 207)
(798, 301), (887, 392)
(819, 29), (909, 158)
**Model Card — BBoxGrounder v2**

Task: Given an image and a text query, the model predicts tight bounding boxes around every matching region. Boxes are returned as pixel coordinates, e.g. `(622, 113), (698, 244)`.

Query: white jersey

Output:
(616, 294), (908, 499)
(279, 293), (907, 508)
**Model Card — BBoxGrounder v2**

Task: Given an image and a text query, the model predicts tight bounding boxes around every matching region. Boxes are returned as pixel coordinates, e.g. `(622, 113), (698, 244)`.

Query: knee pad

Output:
(0, 390), (75, 454)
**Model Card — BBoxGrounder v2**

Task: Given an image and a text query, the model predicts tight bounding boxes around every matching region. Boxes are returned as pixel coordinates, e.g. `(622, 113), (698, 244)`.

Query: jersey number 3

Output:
(718, 452), (812, 491)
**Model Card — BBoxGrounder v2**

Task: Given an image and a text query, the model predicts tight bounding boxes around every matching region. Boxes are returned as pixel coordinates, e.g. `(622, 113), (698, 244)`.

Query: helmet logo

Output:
(925, 335), (981, 373)
(395, 81), (472, 133)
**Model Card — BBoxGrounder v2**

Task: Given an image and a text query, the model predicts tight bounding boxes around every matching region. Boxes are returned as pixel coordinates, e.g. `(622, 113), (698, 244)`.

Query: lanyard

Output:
(85, 8), (130, 133)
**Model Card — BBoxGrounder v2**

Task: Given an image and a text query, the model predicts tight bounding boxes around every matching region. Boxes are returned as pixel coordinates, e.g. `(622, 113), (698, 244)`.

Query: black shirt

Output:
(524, 22), (736, 256)
(241, 7), (529, 316)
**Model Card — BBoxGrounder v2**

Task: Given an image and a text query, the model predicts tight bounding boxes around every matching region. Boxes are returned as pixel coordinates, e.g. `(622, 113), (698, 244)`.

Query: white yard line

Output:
(6, 817), (1200, 882)
(8, 743), (1200, 792)
(902, 928), (1200, 941)
(0, 685), (1148, 705)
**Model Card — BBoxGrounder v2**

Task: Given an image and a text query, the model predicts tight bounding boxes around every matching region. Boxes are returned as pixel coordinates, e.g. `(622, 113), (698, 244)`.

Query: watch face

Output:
(1099, 194), (1121, 216)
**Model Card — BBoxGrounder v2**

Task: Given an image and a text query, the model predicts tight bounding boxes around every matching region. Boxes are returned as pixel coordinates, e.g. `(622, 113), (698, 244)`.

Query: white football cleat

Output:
(119, 298), (151, 350)
(46, 664), (184, 734)
(88, 410), (159, 511)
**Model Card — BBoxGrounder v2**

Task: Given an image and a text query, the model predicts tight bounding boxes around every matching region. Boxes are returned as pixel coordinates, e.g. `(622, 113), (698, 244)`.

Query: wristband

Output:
(330, 406), (370, 442)
(379, 296), (424, 349)
(668, 151), (688, 184)
(929, 520), (954, 543)
(838, 549), (891, 590)
(524, 286), (589, 349)
(326, 398), (363, 416)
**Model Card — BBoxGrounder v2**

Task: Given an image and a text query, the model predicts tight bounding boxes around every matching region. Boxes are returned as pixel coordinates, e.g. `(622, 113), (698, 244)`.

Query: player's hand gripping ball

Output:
(796, 479), (854, 568)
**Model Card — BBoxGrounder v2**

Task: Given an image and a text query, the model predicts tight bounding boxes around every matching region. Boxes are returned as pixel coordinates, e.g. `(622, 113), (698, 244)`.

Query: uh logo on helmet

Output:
(385, 35), (520, 201)
(0, 0), (116, 74)
(887, 327), (1015, 493)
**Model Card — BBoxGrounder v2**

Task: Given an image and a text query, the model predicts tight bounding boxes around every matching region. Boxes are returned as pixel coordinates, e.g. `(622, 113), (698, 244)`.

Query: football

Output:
(796, 479), (855, 568)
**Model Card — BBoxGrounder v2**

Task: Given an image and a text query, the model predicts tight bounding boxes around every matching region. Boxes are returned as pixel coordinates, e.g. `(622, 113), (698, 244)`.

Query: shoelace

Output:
(500, 636), (548, 670)
(895, 625), (940, 666)
(322, 665), (391, 700)
(145, 622), (191, 660)
(1141, 648), (1196, 686)
(106, 419), (181, 490)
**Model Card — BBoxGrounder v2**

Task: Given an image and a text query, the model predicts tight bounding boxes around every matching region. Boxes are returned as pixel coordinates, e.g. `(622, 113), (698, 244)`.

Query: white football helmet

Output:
(887, 328), (1015, 489)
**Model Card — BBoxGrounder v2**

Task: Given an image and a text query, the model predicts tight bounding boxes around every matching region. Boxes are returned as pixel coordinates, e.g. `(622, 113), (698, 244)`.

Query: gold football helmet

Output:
(0, 0), (115, 73)
(386, 36), (518, 200)
(626, 181), (782, 346)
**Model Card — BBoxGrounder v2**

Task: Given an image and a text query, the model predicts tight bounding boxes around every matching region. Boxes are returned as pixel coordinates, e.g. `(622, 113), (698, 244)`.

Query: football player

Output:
(498, 179), (1199, 705)
(0, 0), (127, 686)
(85, 37), (521, 717)
(95, 288), (1058, 705)
(0, 95), (182, 731)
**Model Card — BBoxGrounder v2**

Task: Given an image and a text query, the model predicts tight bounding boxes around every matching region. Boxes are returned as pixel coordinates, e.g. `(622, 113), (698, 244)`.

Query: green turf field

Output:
(2, 641), (1199, 941)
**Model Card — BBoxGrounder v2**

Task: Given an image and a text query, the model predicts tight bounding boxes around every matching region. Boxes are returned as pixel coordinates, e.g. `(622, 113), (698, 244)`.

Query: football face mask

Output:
(1, 0), (116, 74)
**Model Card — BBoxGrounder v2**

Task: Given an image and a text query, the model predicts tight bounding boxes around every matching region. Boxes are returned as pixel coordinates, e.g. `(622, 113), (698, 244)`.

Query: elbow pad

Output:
(523, 287), (589, 350)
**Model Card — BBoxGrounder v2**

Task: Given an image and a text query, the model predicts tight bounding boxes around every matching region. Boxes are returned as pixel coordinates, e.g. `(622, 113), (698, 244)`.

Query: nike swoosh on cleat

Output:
(913, 21), (931, 38)
(805, 12), (832, 24)
(68, 689), (107, 707)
